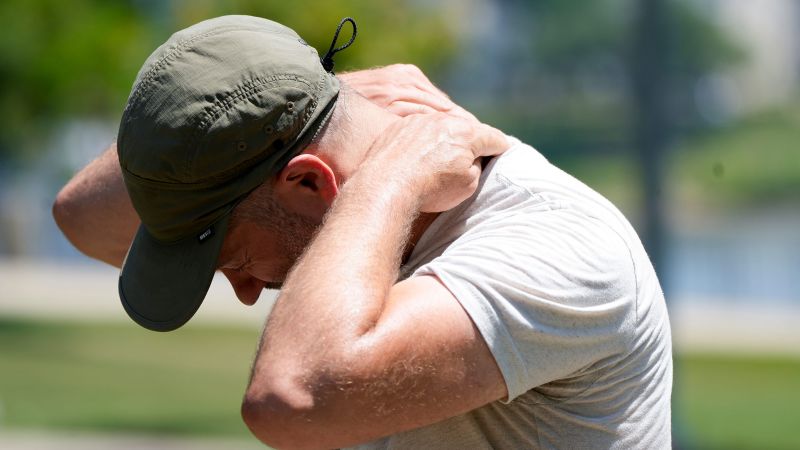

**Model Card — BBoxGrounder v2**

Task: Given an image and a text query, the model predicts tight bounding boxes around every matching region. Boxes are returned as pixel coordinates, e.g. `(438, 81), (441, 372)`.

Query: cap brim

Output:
(119, 214), (231, 332)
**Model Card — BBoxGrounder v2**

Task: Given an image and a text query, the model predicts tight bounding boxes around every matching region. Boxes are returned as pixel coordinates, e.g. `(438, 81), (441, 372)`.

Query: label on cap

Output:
(198, 227), (213, 242)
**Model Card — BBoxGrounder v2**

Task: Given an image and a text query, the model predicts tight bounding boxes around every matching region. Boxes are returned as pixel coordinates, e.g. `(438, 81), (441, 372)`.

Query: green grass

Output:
(0, 317), (260, 437)
(675, 353), (800, 450)
(1, 317), (799, 449)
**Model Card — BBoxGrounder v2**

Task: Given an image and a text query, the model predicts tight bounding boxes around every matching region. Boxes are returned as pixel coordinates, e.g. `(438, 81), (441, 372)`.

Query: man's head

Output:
(215, 93), (352, 304)
(216, 80), (404, 305)
(116, 15), (347, 331)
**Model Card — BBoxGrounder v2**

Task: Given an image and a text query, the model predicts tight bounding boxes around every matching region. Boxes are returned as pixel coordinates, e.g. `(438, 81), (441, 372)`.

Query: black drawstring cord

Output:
(321, 17), (357, 74)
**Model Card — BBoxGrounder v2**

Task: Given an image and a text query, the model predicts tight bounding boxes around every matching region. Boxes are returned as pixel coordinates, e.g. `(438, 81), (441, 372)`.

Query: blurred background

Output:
(0, 0), (798, 449)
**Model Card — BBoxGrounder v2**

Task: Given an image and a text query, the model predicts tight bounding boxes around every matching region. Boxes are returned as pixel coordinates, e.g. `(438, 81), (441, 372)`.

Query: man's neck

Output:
(316, 95), (439, 264)
(314, 94), (398, 183)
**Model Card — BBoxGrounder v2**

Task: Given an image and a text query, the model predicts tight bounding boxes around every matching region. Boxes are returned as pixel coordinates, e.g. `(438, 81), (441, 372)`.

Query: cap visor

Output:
(119, 215), (230, 332)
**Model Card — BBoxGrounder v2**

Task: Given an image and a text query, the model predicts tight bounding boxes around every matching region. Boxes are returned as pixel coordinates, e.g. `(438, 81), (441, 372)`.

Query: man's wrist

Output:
(340, 165), (423, 217)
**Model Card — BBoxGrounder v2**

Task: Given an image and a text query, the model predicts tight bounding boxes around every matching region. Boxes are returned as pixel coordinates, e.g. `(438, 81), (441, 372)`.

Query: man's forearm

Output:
(258, 171), (416, 368)
(52, 143), (139, 267)
(242, 169), (420, 447)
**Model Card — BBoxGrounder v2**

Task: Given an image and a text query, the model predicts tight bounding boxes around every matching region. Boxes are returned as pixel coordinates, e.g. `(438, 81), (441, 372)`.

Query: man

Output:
(53, 15), (672, 449)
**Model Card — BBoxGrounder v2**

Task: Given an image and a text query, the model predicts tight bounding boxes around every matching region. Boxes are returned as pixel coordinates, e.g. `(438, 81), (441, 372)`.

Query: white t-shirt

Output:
(351, 138), (673, 449)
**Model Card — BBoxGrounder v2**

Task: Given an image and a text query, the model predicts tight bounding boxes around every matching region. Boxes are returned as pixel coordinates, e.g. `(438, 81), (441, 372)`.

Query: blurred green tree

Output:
(0, 0), (457, 163)
(0, 0), (159, 162)
(465, 0), (746, 158)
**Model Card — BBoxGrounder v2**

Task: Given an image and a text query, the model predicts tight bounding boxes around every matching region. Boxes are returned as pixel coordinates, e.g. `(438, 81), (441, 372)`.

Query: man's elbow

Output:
(52, 187), (82, 247)
(52, 184), (129, 267)
(241, 378), (323, 450)
(241, 394), (291, 449)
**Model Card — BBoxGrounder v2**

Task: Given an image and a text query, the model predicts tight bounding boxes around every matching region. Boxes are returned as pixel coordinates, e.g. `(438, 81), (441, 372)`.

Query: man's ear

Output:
(274, 154), (338, 219)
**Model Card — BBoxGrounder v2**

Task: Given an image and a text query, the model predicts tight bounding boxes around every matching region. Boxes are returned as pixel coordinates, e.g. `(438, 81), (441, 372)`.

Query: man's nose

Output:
(222, 269), (264, 306)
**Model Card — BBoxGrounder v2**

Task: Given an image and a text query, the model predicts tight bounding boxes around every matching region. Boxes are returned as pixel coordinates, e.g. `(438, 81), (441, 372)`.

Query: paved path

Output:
(0, 258), (276, 328)
(2, 258), (799, 356)
(0, 431), (265, 450)
(668, 299), (800, 356)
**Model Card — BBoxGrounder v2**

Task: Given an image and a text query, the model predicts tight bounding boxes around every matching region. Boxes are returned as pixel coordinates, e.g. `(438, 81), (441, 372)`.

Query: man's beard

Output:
(281, 214), (321, 272)
(262, 206), (322, 290)
(230, 186), (324, 290)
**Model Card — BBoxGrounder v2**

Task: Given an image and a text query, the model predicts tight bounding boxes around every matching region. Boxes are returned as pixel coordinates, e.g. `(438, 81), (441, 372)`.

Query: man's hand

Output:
(363, 113), (508, 212)
(340, 64), (477, 121)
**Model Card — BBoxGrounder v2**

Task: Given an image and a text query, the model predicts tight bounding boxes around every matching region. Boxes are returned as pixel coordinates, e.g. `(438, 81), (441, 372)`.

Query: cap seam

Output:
(125, 25), (297, 115)
(187, 74), (313, 141)
(185, 74), (318, 176)
(122, 26), (242, 127)
(121, 148), (274, 189)
(120, 76), (315, 186)
(120, 24), (302, 146)
(120, 88), (322, 189)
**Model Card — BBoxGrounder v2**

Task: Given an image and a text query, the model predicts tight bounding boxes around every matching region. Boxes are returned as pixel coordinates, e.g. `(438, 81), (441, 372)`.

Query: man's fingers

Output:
(446, 105), (479, 122)
(392, 63), (451, 98)
(383, 64), (459, 110)
(341, 64), (481, 126)
(411, 78), (452, 101)
(395, 91), (455, 112)
(389, 101), (440, 117)
(472, 123), (510, 158)
(393, 94), (476, 123)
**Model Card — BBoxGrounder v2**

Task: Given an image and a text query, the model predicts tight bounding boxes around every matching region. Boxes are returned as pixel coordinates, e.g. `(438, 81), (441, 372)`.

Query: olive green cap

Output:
(117, 15), (341, 331)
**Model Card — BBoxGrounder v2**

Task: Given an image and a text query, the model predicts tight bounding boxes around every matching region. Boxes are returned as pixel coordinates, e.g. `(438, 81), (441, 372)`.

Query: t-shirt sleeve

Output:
(412, 207), (638, 402)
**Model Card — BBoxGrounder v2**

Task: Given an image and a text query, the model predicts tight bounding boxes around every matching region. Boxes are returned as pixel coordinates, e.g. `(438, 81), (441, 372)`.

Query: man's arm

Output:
(241, 114), (510, 449)
(52, 142), (138, 267)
